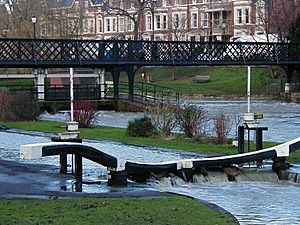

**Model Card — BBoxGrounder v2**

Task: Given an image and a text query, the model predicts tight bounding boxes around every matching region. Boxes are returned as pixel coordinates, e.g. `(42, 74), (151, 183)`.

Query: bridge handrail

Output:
(1, 38), (299, 67)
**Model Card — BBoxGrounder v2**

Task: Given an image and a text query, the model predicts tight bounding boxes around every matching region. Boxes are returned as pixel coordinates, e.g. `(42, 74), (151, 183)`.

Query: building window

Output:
(89, 19), (94, 33)
(175, 0), (179, 5)
(98, 19), (102, 33)
(83, 19), (89, 33)
(127, 17), (133, 31)
(120, 17), (124, 32)
(256, 0), (265, 25)
(236, 8), (251, 25)
(213, 12), (220, 26)
(245, 8), (249, 24)
(106, 19), (111, 32)
(191, 12), (198, 28)
(162, 15), (167, 29)
(174, 13), (179, 28)
(156, 15), (161, 29)
(236, 9), (242, 24)
(162, 0), (167, 6)
(146, 15), (152, 30)
(203, 12), (208, 27)
(112, 18), (116, 31)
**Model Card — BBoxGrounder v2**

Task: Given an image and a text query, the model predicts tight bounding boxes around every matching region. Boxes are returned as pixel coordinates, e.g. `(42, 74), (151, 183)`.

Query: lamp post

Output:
(31, 16), (37, 39)
(222, 23), (226, 41)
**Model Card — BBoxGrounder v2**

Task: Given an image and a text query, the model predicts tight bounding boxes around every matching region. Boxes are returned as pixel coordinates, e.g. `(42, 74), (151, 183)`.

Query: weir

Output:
(20, 136), (300, 186)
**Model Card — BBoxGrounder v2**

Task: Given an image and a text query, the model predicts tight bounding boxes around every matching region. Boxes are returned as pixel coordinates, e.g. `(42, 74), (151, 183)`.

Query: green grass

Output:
(0, 120), (276, 156)
(2, 120), (299, 163)
(0, 78), (33, 86)
(139, 66), (272, 96)
(0, 197), (236, 225)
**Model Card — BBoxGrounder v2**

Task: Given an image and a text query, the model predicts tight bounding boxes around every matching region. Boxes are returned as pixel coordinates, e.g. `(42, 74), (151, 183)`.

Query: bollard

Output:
(238, 126), (245, 154)
(74, 154), (82, 181)
(59, 152), (68, 174)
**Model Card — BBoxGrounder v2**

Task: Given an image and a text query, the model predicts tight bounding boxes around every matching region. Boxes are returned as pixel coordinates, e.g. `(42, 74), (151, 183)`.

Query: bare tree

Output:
(236, 0), (298, 42)
(104, 0), (156, 40)
(0, 0), (46, 38)
(44, 0), (86, 39)
(168, 12), (189, 41)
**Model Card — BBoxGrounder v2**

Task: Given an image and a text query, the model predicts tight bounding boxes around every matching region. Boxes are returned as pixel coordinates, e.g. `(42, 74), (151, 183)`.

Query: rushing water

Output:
(40, 99), (300, 143)
(3, 99), (300, 224)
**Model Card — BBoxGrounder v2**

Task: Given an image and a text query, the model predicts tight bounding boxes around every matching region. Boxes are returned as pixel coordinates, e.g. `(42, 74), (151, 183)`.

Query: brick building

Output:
(1, 0), (297, 41)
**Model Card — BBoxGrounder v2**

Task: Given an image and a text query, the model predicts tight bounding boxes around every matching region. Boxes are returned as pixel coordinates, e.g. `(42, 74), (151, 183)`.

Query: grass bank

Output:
(3, 120), (299, 164)
(2, 120), (239, 155)
(0, 197), (236, 225)
(135, 66), (274, 97)
(0, 66), (278, 98)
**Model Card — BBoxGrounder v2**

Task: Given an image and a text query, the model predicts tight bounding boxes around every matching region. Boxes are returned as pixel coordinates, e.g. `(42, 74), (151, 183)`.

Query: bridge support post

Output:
(112, 66), (120, 99)
(126, 66), (135, 102)
(96, 68), (105, 99)
(34, 68), (45, 101)
(74, 154), (83, 182)
(59, 152), (68, 174)
(238, 126), (244, 154)
(108, 170), (127, 186)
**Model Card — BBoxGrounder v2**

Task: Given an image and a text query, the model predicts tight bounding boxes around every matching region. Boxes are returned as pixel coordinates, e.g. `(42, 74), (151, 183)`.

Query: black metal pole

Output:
(238, 126), (244, 154)
(33, 23), (36, 39)
(256, 128), (263, 151)
(59, 153), (68, 174)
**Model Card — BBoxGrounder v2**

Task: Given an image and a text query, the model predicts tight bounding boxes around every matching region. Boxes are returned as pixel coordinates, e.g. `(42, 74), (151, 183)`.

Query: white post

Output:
(247, 66), (251, 113)
(70, 67), (74, 122)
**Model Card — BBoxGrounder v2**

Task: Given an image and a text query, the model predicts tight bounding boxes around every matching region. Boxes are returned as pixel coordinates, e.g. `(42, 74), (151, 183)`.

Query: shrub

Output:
(177, 103), (208, 140)
(213, 114), (231, 144)
(9, 92), (40, 121)
(147, 101), (177, 138)
(73, 100), (97, 128)
(0, 88), (14, 121)
(127, 116), (157, 137)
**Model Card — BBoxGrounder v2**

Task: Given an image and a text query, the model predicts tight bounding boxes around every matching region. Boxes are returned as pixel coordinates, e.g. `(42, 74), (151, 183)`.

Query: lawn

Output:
(0, 197), (236, 225)
(138, 66), (273, 96)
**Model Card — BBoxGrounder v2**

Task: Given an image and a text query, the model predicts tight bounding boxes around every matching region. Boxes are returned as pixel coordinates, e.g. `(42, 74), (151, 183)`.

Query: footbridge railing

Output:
(0, 82), (180, 105)
(1, 38), (300, 67)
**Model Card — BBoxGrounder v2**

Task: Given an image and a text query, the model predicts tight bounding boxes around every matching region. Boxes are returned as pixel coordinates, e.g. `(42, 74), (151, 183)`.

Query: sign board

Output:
(254, 113), (264, 119)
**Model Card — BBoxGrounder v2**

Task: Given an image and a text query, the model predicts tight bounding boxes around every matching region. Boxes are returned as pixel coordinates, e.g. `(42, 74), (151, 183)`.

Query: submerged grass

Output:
(0, 197), (236, 225)
(1, 120), (280, 156)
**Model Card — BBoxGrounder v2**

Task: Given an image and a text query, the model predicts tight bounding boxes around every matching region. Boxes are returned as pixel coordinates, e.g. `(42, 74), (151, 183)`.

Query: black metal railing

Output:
(0, 82), (179, 104)
(0, 38), (299, 67)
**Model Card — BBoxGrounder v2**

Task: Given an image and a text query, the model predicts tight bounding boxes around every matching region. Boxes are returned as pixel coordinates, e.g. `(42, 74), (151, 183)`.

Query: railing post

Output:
(60, 153), (68, 174)
(113, 41), (119, 62)
(238, 126), (244, 154)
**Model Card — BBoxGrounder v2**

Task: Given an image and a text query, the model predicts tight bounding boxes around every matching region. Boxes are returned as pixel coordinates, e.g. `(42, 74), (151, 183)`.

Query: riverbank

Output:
(1, 120), (299, 163)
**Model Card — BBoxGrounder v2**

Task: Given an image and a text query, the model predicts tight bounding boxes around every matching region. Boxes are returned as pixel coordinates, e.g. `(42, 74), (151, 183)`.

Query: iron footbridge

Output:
(1, 38), (300, 68)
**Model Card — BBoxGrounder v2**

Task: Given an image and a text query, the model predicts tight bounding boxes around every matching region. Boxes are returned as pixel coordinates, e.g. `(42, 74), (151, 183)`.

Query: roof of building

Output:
(46, 0), (75, 8)
(90, 0), (105, 5)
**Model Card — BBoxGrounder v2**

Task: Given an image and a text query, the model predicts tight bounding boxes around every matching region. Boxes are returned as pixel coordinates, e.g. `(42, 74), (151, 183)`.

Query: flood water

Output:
(41, 99), (300, 143)
(2, 99), (300, 224)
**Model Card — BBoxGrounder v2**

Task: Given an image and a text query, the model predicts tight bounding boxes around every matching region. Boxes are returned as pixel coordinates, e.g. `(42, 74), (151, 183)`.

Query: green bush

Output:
(127, 116), (157, 137)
